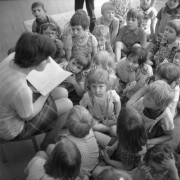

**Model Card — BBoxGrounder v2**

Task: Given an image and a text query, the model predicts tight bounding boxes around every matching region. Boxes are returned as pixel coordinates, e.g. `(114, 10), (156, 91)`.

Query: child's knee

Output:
(46, 144), (56, 156)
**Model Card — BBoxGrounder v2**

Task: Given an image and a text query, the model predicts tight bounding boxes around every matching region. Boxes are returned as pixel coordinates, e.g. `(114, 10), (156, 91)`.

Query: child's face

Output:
(167, 0), (179, 10)
(103, 10), (115, 22)
(140, 0), (152, 10)
(164, 25), (177, 42)
(126, 55), (139, 71)
(71, 25), (85, 38)
(96, 36), (107, 46)
(143, 94), (159, 109)
(67, 58), (84, 74)
(127, 17), (139, 30)
(32, 6), (46, 20)
(42, 27), (56, 39)
(173, 52), (180, 66)
(90, 83), (107, 97)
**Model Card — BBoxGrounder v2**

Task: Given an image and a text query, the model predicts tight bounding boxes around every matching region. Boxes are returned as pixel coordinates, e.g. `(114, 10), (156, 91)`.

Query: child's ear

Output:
(85, 26), (89, 32)
(170, 81), (176, 89)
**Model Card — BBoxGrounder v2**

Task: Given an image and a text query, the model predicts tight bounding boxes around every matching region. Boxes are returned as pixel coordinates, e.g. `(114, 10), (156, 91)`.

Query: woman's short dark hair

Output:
(44, 139), (81, 179)
(14, 32), (56, 68)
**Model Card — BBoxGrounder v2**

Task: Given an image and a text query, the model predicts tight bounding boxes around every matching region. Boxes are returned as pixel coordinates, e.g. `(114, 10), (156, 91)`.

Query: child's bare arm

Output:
(65, 49), (71, 61)
(114, 100), (121, 119)
(111, 17), (119, 46)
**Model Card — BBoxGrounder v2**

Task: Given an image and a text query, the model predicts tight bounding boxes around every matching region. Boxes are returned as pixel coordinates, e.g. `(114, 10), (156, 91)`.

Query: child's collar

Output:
(140, 6), (153, 14)
(126, 26), (140, 35)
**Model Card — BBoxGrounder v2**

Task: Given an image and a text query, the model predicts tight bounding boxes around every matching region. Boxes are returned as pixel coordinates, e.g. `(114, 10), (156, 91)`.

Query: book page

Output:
(27, 57), (72, 96)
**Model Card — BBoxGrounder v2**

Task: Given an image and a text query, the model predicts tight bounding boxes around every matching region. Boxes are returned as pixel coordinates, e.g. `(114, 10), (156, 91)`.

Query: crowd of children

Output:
(8, 0), (180, 179)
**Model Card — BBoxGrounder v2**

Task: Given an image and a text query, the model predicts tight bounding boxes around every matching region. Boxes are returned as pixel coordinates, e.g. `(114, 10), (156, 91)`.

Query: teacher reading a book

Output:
(0, 32), (73, 150)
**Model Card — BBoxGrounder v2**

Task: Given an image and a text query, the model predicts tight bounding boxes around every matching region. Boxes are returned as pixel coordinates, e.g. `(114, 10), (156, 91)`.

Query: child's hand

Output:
(101, 149), (111, 163)
(66, 75), (76, 85)
(105, 146), (114, 157)
(160, 155), (176, 172)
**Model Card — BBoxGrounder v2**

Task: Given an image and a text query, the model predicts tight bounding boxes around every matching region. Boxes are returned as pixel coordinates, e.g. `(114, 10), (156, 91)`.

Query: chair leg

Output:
(31, 136), (39, 152)
(0, 144), (7, 163)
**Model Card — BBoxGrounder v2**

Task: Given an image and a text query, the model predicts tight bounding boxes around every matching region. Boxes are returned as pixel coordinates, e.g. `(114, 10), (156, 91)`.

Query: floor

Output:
(1, 0), (178, 180)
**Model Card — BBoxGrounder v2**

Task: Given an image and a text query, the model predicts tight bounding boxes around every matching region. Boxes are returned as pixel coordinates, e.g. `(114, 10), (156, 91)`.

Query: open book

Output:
(27, 57), (72, 96)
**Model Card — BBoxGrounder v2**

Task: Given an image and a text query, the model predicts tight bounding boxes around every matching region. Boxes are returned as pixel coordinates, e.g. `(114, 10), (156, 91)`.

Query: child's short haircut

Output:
(144, 144), (173, 165)
(70, 51), (91, 70)
(40, 22), (57, 34)
(127, 47), (148, 66)
(44, 139), (81, 179)
(92, 25), (110, 40)
(101, 2), (116, 15)
(156, 62), (180, 85)
(87, 68), (109, 86)
(93, 51), (115, 74)
(70, 9), (90, 30)
(127, 8), (143, 27)
(146, 80), (174, 109)
(167, 19), (180, 37)
(31, 1), (46, 12)
(14, 32), (56, 68)
(66, 105), (93, 138)
(97, 167), (132, 180)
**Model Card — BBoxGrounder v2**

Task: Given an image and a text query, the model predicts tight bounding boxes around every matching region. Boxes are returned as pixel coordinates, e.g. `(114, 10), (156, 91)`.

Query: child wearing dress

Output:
(40, 22), (64, 63)
(93, 106), (147, 176)
(133, 144), (180, 180)
(148, 19), (180, 66)
(115, 8), (147, 61)
(25, 139), (81, 180)
(64, 9), (98, 61)
(92, 25), (113, 54)
(139, 0), (157, 41)
(31, 1), (61, 37)
(133, 80), (175, 148)
(80, 68), (121, 133)
(57, 105), (99, 178)
(95, 2), (120, 46)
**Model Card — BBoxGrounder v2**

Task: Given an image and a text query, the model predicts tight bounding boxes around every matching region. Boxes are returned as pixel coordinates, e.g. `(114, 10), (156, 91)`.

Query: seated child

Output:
(115, 8), (147, 61)
(58, 105), (99, 178)
(40, 22), (64, 63)
(25, 139), (81, 180)
(133, 144), (180, 180)
(133, 80), (175, 148)
(64, 9), (98, 61)
(80, 68), (121, 133)
(93, 106), (147, 175)
(92, 25), (113, 54)
(31, 1), (61, 37)
(148, 19), (180, 66)
(59, 51), (90, 100)
(116, 47), (153, 102)
(139, 0), (157, 41)
(96, 2), (120, 46)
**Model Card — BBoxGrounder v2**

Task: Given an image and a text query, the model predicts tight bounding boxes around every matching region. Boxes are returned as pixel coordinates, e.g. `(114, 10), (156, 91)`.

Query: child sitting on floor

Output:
(96, 2), (120, 46)
(64, 9), (97, 61)
(25, 139), (81, 180)
(133, 144), (180, 180)
(40, 22), (64, 63)
(92, 25), (113, 54)
(80, 68), (121, 134)
(31, 1), (61, 37)
(115, 8), (147, 61)
(133, 80), (175, 149)
(148, 19), (180, 67)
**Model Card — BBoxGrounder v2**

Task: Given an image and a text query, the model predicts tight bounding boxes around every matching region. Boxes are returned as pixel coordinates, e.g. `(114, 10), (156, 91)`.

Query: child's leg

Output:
(115, 41), (127, 62)
(93, 123), (110, 133)
(46, 144), (56, 156)
(109, 125), (117, 137)
(51, 86), (68, 99)
(92, 166), (112, 180)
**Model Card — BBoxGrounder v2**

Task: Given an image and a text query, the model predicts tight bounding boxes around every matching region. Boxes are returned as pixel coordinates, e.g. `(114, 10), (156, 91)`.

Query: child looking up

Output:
(92, 25), (113, 54)
(133, 80), (174, 148)
(40, 22), (64, 63)
(139, 0), (157, 41)
(31, 1), (61, 37)
(115, 8), (147, 61)
(134, 144), (180, 180)
(80, 68), (121, 133)
(25, 139), (81, 180)
(154, 0), (180, 40)
(96, 2), (120, 46)
(148, 19), (180, 66)
(64, 9), (98, 61)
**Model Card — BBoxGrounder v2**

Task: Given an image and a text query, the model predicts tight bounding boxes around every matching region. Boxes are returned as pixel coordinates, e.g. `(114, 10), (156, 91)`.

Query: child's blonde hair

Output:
(166, 19), (180, 37)
(87, 68), (109, 86)
(146, 80), (174, 109)
(66, 105), (93, 138)
(92, 25), (110, 40)
(93, 51), (115, 74)
(101, 2), (116, 15)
